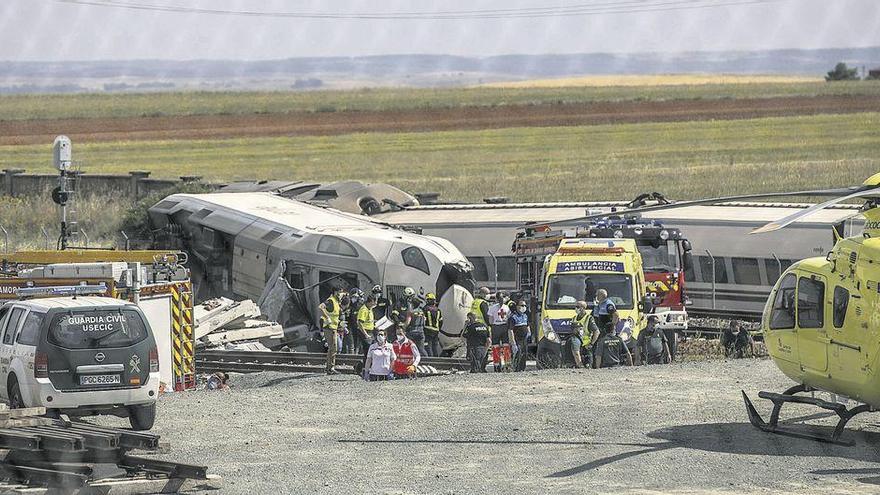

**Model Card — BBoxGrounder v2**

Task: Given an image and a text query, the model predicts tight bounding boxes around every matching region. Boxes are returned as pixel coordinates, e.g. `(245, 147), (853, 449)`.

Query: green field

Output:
(2, 81), (880, 121)
(1, 112), (877, 203)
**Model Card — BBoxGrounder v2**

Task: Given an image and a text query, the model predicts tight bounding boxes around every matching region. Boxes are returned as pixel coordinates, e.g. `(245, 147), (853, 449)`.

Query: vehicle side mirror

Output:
(683, 251), (694, 274)
(682, 240), (693, 252)
(640, 295), (654, 314)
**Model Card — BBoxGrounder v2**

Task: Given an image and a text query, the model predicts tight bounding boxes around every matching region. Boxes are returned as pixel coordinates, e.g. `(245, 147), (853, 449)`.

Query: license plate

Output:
(80, 374), (121, 386)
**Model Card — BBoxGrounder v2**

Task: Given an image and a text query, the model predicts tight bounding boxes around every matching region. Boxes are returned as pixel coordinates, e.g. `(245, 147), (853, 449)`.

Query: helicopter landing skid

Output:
(742, 385), (872, 446)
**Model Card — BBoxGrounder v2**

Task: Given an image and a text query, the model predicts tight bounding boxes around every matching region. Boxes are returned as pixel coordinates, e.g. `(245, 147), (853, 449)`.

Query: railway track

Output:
(196, 349), (470, 376)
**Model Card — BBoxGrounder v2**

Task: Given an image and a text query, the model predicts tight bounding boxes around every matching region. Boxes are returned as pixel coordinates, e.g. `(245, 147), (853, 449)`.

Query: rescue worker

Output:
(470, 287), (491, 325)
(392, 324), (421, 379)
(611, 312), (639, 366)
(423, 293), (443, 357)
(508, 299), (530, 372)
(637, 315), (671, 365)
(356, 295), (378, 353)
(488, 291), (511, 345)
(319, 286), (345, 375)
(571, 301), (600, 369)
(462, 312), (491, 373)
(339, 293), (353, 354)
(407, 307), (428, 357)
(364, 329), (396, 381)
(721, 320), (754, 358)
(391, 287), (416, 329)
(595, 321), (633, 368)
(371, 284), (390, 322)
(592, 289), (616, 333)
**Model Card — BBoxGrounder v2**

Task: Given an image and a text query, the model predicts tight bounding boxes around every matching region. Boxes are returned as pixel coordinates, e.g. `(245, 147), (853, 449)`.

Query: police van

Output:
(0, 294), (159, 430)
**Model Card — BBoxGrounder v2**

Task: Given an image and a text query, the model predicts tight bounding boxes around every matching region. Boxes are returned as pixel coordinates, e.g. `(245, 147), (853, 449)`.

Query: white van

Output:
(0, 296), (160, 430)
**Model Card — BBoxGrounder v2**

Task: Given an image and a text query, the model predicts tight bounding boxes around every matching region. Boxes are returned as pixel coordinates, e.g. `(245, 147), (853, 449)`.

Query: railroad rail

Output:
(196, 349), (470, 376)
(689, 308), (763, 322)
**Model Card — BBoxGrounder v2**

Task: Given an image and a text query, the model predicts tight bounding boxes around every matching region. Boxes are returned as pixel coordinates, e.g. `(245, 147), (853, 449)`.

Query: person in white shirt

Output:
(487, 291), (511, 345)
(364, 330), (396, 381)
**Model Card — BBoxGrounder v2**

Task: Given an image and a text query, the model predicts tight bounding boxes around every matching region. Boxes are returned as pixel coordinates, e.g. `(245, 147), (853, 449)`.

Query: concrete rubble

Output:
(193, 297), (284, 348)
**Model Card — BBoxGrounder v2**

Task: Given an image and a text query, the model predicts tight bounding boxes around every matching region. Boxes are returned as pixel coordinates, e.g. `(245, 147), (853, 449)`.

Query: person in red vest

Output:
(392, 324), (421, 379)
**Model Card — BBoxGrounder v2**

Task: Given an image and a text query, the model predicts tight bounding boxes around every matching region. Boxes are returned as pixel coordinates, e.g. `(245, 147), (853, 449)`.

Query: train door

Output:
(318, 270), (361, 302)
(795, 274), (828, 373)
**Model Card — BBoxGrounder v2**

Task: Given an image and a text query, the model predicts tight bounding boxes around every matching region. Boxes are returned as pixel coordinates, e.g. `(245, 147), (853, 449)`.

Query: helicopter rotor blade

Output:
(533, 186), (863, 228)
(750, 188), (880, 234)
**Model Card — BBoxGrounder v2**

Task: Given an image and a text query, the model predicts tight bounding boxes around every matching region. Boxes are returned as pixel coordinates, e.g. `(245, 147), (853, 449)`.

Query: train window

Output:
(697, 256), (728, 284)
(317, 236), (358, 257)
(467, 257), (489, 282)
(495, 257), (516, 282)
(318, 271), (359, 302)
(832, 286), (849, 328)
(764, 258), (794, 283)
(797, 277), (825, 329)
(402, 247), (430, 275)
(732, 257), (761, 285)
(769, 274), (796, 330)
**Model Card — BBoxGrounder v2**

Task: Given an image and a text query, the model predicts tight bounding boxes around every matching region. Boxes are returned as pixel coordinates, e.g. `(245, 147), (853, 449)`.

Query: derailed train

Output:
(147, 192), (475, 350)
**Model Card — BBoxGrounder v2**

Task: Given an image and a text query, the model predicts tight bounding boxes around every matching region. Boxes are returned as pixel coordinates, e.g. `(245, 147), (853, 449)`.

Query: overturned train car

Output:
(148, 193), (475, 350)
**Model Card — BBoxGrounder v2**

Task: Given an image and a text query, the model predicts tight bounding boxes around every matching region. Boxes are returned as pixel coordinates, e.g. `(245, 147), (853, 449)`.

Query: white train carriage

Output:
(374, 202), (863, 314)
(148, 193), (475, 349)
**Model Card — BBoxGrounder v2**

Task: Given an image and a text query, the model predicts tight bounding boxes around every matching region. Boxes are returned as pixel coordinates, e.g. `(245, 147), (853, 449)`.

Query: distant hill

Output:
(2, 47), (879, 94)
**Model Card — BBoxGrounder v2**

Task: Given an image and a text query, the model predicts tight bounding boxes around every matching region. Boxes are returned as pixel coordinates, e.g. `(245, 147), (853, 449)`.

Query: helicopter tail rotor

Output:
(741, 386), (872, 446)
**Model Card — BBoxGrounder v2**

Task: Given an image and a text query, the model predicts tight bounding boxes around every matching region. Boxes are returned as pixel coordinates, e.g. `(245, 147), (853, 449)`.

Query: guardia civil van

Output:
(0, 294), (160, 430)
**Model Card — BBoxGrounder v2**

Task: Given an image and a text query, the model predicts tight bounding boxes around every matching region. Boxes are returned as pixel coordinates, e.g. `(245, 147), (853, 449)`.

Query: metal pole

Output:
(488, 250), (499, 292)
(0, 225), (7, 254)
(706, 250), (716, 310)
(771, 252), (782, 282)
(81, 229), (89, 248)
(40, 227), (50, 250)
(120, 231), (130, 251)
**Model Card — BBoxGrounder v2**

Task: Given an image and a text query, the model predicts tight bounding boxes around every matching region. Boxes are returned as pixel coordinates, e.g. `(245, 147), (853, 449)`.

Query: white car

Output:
(0, 296), (160, 430)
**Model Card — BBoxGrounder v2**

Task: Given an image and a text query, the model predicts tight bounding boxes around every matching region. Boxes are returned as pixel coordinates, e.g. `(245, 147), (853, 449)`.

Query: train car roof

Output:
(164, 193), (461, 259)
(373, 201), (863, 227)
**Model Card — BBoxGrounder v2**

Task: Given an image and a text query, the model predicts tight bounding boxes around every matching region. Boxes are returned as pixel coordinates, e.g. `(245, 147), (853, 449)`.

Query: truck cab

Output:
(531, 239), (649, 367)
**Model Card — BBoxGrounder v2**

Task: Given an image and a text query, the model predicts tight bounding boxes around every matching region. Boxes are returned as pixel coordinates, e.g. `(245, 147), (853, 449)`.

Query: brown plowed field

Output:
(2, 94), (878, 145)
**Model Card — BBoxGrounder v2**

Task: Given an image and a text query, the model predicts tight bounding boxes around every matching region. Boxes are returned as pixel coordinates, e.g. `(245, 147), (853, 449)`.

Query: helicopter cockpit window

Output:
(832, 286), (849, 328)
(797, 277), (825, 329)
(317, 236), (359, 257)
(769, 273), (796, 330)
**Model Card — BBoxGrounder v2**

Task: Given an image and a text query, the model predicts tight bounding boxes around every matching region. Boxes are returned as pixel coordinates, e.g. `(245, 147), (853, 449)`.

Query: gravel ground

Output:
(100, 358), (880, 494)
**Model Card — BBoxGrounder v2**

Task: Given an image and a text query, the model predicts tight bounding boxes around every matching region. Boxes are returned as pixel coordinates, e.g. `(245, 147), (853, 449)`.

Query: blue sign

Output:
(557, 260), (625, 273)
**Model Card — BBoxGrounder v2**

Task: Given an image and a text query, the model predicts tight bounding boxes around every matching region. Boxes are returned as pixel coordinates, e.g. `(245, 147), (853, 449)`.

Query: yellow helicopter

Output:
(540, 173), (880, 444)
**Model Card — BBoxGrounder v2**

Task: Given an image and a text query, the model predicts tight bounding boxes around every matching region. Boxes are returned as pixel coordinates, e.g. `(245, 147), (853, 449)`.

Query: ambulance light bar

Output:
(16, 283), (108, 298)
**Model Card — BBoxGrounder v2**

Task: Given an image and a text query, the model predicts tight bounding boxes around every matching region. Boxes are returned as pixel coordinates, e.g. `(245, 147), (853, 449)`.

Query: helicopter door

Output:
(796, 274), (828, 373)
(767, 273), (798, 364)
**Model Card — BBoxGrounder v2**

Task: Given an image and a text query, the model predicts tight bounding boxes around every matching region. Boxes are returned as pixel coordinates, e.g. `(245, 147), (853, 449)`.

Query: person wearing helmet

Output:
(422, 293), (443, 357)
(391, 287), (416, 329)
(470, 287), (491, 325)
(371, 284), (390, 322)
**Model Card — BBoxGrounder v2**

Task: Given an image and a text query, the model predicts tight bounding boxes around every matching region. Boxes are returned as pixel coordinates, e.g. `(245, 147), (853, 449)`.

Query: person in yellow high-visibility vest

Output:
(319, 286), (346, 375)
(423, 293), (443, 357)
(470, 287), (491, 325)
(356, 295), (378, 354)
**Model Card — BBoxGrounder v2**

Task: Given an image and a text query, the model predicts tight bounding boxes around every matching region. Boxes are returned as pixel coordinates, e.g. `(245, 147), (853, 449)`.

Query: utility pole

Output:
(51, 135), (75, 250)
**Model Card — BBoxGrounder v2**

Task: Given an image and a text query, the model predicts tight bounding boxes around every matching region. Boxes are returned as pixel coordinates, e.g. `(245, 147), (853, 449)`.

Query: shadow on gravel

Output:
(811, 468), (880, 486)
(259, 374), (323, 387)
(549, 422), (880, 479)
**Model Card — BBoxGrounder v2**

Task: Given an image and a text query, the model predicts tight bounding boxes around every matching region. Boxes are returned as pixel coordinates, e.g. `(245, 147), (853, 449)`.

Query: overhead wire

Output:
(50, 0), (789, 20)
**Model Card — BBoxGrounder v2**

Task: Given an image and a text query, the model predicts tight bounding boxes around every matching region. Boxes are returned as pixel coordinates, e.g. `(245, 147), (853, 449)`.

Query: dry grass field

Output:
(482, 74), (822, 88)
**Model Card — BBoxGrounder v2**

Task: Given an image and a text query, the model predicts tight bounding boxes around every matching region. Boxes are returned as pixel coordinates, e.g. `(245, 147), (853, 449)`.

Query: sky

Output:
(2, 0), (879, 61)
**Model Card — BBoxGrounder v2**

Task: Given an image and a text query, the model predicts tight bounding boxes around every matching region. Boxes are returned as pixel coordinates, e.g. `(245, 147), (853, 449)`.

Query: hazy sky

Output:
(3, 0), (879, 61)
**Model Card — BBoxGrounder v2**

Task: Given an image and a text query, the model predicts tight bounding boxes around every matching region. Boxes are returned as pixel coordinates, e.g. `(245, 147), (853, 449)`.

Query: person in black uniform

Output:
(595, 322), (633, 368)
(371, 284), (391, 322)
(637, 315), (671, 365)
(462, 312), (491, 373)
(721, 320), (754, 358)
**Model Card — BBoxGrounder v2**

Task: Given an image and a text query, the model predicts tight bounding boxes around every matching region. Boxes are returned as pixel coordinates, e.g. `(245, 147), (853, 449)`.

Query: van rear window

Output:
(48, 310), (148, 349)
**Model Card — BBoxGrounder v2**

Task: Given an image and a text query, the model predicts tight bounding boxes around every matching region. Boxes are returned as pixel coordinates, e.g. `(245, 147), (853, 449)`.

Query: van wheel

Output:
(129, 403), (156, 431)
(8, 379), (24, 410)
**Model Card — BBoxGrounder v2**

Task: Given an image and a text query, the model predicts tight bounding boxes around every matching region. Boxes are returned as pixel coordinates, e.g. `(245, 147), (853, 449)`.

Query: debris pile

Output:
(194, 297), (283, 349)
(0, 405), (220, 493)
(677, 337), (768, 362)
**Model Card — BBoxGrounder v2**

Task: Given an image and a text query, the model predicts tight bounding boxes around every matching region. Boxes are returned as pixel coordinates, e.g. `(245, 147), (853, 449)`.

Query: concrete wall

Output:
(0, 169), (215, 200)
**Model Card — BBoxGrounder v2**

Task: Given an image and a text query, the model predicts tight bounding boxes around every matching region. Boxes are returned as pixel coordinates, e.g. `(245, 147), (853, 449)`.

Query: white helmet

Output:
(403, 287), (415, 297)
